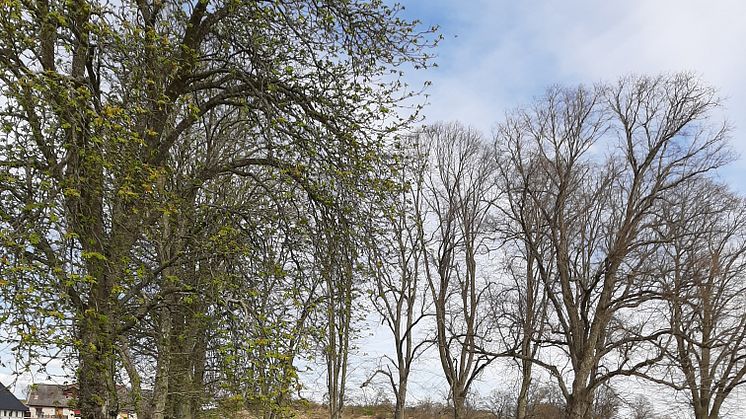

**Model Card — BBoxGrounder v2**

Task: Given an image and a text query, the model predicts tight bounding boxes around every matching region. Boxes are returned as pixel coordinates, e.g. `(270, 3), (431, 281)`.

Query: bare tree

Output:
(363, 134), (433, 419)
(628, 395), (658, 419)
(648, 179), (746, 419)
(590, 383), (621, 419)
(495, 118), (555, 419)
(418, 122), (501, 418)
(485, 389), (516, 419)
(494, 74), (732, 419)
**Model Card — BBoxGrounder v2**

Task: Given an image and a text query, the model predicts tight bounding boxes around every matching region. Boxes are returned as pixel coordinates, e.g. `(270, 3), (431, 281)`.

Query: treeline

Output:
(0, 1), (435, 418)
(0, 2), (744, 419)
(366, 78), (745, 419)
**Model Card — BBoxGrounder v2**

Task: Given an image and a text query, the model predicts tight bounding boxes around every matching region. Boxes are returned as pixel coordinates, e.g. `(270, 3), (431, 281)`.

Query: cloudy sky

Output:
(399, 0), (746, 189)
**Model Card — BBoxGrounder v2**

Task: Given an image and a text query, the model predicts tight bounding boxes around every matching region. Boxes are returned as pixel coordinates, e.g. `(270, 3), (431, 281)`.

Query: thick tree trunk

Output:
(76, 248), (117, 419)
(566, 389), (593, 419)
(189, 338), (206, 419)
(453, 393), (467, 419)
(393, 405), (404, 419)
(693, 404), (718, 419)
(166, 298), (207, 419)
(150, 304), (172, 419)
(78, 308), (117, 419)
(166, 303), (186, 419)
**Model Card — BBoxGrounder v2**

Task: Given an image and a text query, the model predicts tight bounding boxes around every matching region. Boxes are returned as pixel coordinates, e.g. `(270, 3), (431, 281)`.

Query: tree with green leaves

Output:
(0, 1), (437, 418)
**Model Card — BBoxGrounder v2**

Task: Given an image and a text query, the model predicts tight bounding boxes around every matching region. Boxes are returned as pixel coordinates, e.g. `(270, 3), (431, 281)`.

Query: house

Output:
(25, 384), (137, 419)
(0, 383), (29, 418)
(25, 383), (75, 419)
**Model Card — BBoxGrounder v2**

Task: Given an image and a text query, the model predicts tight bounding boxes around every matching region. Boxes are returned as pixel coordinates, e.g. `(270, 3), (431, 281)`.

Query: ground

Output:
(238, 404), (499, 419)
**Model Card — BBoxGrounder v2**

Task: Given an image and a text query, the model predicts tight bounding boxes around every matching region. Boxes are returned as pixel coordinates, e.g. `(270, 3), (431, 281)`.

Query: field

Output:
(236, 404), (500, 419)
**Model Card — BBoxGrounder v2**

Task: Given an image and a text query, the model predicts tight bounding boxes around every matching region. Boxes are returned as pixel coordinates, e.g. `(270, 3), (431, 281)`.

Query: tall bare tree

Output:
(494, 74), (732, 419)
(418, 122), (501, 418)
(495, 121), (554, 419)
(363, 134), (433, 419)
(648, 179), (746, 419)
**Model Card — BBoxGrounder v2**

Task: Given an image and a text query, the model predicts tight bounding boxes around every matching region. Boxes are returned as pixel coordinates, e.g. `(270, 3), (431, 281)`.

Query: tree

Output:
(313, 208), (358, 419)
(628, 395), (659, 419)
(205, 176), (323, 418)
(363, 133), (432, 419)
(494, 74), (732, 419)
(418, 122), (501, 418)
(590, 383), (621, 419)
(484, 389), (516, 419)
(495, 120), (554, 419)
(0, 1), (436, 418)
(649, 179), (746, 419)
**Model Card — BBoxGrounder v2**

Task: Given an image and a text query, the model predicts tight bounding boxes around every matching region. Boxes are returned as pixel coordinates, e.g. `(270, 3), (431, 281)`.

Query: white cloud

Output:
(407, 0), (746, 185)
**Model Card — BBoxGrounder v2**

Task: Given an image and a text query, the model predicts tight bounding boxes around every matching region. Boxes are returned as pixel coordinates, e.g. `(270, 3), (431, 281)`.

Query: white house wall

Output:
(27, 406), (136, 419)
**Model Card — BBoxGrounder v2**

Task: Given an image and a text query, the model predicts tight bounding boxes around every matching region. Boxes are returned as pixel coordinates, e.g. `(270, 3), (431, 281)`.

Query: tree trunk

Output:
(393, 405), (404, 419)
(150, 304), (172, 419)
(322, 219), (354, 419)
(77, 253), (117, 419)
(693, 404), (718, 419)
(394, 380), (408, 419)
(78, 308), (116, 419)
(120, 338), (148, 419)
(566, 389), (593, 419)
(168, 298), (207, 419)
(166, 303), (186, 419)
(515, 366), (531, 419)
(453, 393), (467, 419)
(517, 251), (539, 419)
(184, 321), (207, 419)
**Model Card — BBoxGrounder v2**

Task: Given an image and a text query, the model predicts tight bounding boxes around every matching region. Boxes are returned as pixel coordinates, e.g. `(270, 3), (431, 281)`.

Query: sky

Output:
(397, 0), (746, 190)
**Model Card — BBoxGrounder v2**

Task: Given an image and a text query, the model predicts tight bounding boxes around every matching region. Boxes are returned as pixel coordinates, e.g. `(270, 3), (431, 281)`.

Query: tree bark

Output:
(78, 309), (116, 419)
(393, 380), (408, 419)
(566, 388), (593, 419)
(453, 393), (467, 419)
(150, 304), (172, 419)
(515, 367), (530, 419)
(120, 338), (147, 419)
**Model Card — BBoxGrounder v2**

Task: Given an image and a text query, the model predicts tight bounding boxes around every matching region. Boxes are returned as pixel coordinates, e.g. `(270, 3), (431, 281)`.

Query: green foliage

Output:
(0, 0), (437, 417)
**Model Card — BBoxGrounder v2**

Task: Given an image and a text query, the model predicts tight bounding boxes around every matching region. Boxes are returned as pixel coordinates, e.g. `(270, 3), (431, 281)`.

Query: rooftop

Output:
(0, 383), (29, 411)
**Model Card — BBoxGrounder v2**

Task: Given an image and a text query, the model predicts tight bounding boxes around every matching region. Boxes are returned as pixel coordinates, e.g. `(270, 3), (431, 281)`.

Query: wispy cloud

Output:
(401, 0), (746, 184)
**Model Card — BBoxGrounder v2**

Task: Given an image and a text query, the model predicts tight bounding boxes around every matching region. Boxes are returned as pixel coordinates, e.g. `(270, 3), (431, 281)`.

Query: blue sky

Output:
(397, 0), (746, 190)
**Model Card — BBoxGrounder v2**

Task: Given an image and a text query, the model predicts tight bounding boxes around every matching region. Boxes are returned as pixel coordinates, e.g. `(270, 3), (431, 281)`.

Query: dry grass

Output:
(239, 403), (499, 419)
